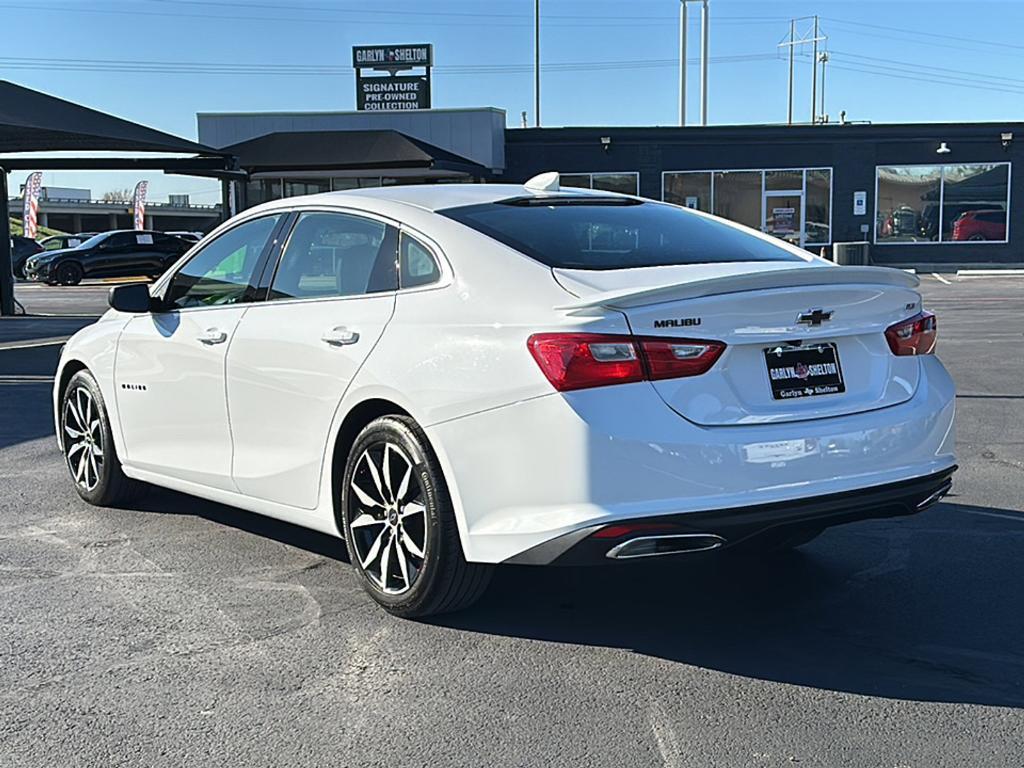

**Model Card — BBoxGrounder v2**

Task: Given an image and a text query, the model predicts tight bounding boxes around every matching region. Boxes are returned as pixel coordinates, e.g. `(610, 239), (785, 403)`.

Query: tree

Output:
(101, 188), (133, 203)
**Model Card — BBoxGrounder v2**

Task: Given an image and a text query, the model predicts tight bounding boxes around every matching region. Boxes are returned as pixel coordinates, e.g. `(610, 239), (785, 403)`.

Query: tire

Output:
(340, 415), (492, 618)
(55, 261), (84, 286)
(61, 369), (148, 507)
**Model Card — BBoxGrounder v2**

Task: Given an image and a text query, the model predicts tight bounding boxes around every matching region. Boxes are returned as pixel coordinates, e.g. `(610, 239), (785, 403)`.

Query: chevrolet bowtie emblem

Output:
(796, 308), (834, 326)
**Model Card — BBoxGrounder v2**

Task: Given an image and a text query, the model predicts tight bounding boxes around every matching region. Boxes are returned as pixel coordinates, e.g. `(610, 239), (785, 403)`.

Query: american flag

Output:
(132, 180), (148, 230)
(22, 172), (42, 239)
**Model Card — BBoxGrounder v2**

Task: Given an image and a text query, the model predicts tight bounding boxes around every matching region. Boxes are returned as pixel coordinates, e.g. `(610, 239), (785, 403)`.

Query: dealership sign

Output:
(353, 43), (432, 111)
(357, 75), (430, 111)
(352, 44), (432, 70)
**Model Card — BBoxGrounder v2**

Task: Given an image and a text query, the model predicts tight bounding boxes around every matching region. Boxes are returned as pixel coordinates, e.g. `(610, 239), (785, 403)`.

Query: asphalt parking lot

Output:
(1, 275), (1022, 767)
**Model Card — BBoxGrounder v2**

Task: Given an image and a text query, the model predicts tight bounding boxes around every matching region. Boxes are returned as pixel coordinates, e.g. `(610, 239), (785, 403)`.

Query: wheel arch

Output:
(329, 398), (411, 530)
(53, 358), (89, 452)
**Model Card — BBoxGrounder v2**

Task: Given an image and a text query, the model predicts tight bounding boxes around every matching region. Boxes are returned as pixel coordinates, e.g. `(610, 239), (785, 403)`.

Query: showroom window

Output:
(284, 179), (331, 198)
(875, 163), (1010, 244)
(559, 172), (640, 195)
(662, 167), (833, 247)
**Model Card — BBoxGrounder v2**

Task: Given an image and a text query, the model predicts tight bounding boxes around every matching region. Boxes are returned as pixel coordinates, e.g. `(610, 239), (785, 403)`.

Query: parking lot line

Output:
(0, 337), (70, 351)
(931, 272), (952, 285)
(963, 510), (1024, 524)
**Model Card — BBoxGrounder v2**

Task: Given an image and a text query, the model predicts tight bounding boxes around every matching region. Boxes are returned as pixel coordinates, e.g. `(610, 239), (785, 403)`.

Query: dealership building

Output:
(197, 107), (1022, 268)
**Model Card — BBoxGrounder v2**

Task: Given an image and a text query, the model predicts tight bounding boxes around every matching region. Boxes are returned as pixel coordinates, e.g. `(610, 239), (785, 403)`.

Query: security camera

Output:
(1002, 132), (1013, 150)
(600, 136), (612, 151)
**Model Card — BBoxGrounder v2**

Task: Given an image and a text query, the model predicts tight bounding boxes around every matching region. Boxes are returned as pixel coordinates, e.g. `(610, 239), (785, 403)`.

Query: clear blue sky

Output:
(3, 0), (1023, 203)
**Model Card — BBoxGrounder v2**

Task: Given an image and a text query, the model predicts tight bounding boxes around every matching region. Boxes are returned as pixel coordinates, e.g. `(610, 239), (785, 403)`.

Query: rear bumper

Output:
(505, 466), (955, 565)
(427, 356), (956, 564)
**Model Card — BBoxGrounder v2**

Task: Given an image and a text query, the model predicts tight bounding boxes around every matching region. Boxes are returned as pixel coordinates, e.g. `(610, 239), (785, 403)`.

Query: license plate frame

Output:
(763, 342), (845, 400)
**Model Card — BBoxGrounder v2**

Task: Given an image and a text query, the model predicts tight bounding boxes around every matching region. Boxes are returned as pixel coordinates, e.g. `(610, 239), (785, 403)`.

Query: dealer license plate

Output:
(764, 343), (845, 400)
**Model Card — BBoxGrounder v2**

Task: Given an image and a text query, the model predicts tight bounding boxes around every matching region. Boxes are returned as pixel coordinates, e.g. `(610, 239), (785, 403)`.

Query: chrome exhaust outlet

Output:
(605, 533), (726, 560)
(916, 483), (952, 511)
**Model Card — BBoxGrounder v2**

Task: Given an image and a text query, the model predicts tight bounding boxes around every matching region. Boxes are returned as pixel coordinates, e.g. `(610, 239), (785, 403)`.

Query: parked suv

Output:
(23, 230), (191, 285)
(951, 209), (1006, 241)
(11, 235), (44, 278)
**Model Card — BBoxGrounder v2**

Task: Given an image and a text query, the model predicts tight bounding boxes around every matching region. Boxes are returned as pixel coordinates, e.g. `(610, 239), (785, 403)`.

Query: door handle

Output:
(321, 326), (359, 346)
(197, 328), (228, 345)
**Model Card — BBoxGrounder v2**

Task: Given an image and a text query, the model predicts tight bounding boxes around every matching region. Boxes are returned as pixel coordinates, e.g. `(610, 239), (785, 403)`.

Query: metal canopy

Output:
(0, 80), (214, 155)
(0, 80), (237, 315)
(221, 129), (488, 177)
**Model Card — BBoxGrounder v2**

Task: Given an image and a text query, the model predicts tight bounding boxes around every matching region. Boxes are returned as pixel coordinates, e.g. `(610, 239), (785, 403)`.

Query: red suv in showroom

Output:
(951, 209), (1007, 241)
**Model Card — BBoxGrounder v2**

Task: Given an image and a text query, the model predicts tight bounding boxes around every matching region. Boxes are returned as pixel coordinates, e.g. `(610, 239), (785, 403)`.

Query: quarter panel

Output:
(54, 312), (131, 455)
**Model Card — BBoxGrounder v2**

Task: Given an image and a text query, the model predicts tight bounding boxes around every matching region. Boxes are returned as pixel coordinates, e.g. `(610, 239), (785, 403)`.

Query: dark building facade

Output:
(201, 108), (1021, 268)
(505, 122), (1022, 267)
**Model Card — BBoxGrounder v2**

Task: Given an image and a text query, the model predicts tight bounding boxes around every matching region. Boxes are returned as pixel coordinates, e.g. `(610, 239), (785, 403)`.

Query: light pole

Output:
(700, 0), (709, 126)
(679, 0), (687, 126)
(534, 0), (540, 127)
(678, 0), (710, 127)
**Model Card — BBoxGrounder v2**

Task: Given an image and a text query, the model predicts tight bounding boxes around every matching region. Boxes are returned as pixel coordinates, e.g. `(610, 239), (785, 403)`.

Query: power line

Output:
(0, 2), (787, 28)
(822, 16), (1024, 53)
(794, 52), (1024, 98)
(147, 0), (789, 24)
(830, 49), (1024, 88)
(0, 53), (777, 77)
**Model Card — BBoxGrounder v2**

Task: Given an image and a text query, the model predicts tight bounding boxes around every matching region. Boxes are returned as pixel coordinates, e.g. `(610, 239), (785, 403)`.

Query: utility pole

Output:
(534, 0), (540, 127)
(679, 0), (687, 126)
(787, 19), (794, 125)
(810, 15), (819, 123)
(819, 51), (829, 122)
(777, 17), (826, 125)
(0, 168), (13, 316)
(700, 0), (709, 125)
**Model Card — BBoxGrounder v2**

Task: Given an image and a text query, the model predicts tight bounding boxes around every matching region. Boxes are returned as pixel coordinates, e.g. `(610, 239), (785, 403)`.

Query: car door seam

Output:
(223, 305), (251, 494)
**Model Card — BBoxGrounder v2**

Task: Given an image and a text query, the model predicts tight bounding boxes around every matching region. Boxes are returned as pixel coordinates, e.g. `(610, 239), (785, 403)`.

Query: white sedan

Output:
(54, 174), (956, 617)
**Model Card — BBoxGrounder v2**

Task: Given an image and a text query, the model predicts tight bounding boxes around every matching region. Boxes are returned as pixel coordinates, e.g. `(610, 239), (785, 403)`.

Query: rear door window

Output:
(268, 212), (398, 300)
(439, 198), (805, 270)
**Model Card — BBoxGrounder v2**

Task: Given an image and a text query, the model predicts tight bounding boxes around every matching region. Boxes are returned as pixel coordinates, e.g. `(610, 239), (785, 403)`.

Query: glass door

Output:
(763, 190), (804, 248)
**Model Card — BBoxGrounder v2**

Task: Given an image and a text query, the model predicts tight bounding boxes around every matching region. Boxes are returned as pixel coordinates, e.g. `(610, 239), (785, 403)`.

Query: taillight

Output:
(527, 333), (726, 392)
(885, 311), (937, 356)
(638, 337), (726, 380)
(527, 334), (644, 391)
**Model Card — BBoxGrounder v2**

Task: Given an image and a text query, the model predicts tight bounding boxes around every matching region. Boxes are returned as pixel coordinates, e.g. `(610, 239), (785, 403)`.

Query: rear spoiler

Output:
(555, 265), (920, 311)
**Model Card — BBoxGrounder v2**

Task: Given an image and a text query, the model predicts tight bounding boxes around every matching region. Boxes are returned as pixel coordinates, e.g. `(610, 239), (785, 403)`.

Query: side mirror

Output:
(108, 283), (154, 313)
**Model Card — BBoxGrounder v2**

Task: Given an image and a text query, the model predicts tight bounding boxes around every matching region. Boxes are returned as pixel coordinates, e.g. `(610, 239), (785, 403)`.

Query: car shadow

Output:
(135, 485), (351, 565)
(128, 484), (1024, 709)
(434, 502), (1024, 709)
(0, 380), (56, 449)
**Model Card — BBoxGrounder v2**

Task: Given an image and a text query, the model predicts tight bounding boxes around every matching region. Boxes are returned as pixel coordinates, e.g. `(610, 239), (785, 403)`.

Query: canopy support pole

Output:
(0, 169), (14, 316)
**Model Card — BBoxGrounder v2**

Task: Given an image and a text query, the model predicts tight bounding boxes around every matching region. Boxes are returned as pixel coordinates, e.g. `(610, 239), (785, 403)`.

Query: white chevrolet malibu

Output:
(54, 174), (956, 616)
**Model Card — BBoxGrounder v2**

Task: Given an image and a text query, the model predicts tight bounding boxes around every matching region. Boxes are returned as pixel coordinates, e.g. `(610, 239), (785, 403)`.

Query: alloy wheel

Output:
(64, 386), (104, 491)
(347, 442), (428, 595)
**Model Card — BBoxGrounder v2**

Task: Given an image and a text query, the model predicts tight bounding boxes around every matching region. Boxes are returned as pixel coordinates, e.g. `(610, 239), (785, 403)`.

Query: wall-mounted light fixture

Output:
(600, 136), (612, 152)
(936, 142), (951, 154)
(1002, 132), (1014, 150)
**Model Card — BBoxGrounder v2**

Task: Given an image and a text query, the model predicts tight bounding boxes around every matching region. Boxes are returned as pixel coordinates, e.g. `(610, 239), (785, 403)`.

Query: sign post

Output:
(353, 44), (433, 112)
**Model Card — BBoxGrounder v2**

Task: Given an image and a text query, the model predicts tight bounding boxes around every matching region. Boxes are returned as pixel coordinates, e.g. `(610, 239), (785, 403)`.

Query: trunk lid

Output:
(554, 262), (923, 426)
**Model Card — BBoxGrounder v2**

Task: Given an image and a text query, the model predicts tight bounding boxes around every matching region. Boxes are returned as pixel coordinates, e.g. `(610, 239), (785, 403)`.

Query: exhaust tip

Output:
(916, 483), (952, 511)
(605, 533), (726, 560)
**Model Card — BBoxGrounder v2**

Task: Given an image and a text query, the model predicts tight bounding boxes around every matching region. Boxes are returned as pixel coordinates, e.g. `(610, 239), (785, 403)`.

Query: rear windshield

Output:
(439, 198), (805, 270)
